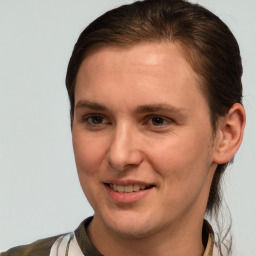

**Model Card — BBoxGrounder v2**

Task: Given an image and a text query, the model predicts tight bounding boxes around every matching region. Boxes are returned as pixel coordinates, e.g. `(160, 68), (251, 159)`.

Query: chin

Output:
(100, 212), (165, 240)
(109, 224), (157, 239)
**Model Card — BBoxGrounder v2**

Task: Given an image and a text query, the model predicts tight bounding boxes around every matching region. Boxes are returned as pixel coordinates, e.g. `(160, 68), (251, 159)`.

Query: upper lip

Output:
(104, 179), (154, 186)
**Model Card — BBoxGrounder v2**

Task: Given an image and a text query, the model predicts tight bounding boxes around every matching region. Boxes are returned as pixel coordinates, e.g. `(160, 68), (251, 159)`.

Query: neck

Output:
(87, 216), (205, 256)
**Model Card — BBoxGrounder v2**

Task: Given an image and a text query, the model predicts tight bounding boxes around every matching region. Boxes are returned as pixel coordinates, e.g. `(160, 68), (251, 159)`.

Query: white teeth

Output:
(117, 185), (125, 192)
(133, 184), (140, 192)
(125, 185), (133, 193)
(110, 184), (150, 193)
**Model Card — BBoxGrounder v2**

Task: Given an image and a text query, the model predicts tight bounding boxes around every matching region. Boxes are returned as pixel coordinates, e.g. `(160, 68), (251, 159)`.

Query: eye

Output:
(151, 116), (165, 126)
(88, 115), (106, 124)
(150, 116), (167, 126)
(82, 114), (109, 127)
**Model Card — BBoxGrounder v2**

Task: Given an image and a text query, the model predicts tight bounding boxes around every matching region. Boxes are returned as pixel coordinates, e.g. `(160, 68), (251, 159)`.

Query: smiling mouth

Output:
(106, 183), (154, 193)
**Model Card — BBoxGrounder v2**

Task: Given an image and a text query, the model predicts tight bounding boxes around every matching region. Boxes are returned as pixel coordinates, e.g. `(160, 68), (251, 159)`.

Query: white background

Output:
(0, 0), (255, 255)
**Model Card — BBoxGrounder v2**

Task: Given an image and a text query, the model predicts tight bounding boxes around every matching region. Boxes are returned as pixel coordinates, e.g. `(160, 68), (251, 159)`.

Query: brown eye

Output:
(89, 116), (105, 124)
(151, 117), (166, 126)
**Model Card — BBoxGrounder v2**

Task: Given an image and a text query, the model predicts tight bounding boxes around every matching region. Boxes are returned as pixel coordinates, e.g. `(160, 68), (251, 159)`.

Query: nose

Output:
(107, 124), (144, 171)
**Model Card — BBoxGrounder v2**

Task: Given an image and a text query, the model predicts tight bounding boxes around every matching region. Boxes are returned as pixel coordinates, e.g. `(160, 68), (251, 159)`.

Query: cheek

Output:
(72, 130), (106, 178)
(149, 131), (213, 184)
(72, 131), (108, 207)
(148, 135), (214, 214)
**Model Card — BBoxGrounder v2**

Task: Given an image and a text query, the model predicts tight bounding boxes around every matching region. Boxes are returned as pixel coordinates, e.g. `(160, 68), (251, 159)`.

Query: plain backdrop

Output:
(0, 0), (255, 255)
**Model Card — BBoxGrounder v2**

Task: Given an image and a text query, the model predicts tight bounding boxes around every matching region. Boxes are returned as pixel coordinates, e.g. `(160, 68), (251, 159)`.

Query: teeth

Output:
(133, 184), (140, 192)
(110, 184), (150, 193)
(124, 185), (133, 193)
(117, 185), (125, 193)
(140, 185), (145, 190)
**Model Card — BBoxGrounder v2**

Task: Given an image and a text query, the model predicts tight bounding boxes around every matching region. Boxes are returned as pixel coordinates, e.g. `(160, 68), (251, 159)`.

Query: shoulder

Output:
(0, 217), (95, 256)
(0, 234), (63, 256)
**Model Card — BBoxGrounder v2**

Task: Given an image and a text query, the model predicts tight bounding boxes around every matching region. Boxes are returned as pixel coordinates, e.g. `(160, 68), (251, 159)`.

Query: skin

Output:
(72, 42), (245, 256)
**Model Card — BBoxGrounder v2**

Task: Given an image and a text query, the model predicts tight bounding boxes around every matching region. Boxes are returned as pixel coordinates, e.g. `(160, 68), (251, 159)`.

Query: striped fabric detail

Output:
(212, 245), (221, 256)
(49, 233), (84, 256)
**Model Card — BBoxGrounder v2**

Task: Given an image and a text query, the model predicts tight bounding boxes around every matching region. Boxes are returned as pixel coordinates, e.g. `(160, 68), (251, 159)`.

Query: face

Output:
(72, 42), (218, 238)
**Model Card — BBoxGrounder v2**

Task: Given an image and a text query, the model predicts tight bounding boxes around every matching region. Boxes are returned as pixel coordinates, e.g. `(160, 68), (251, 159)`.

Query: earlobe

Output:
(213, 103), (246, 164)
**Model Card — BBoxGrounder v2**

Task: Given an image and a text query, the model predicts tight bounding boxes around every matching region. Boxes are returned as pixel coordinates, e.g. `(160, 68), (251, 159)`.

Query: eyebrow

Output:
(75, 100), (108, 111)
(136, 104), (186, 114)
(75, 100), (186, 115)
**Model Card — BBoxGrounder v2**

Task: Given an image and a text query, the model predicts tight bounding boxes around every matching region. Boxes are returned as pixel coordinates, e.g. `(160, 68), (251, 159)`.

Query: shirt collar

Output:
(203, 219), (216, 256)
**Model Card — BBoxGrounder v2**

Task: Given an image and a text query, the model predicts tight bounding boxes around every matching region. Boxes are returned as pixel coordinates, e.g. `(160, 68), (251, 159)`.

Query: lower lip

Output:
(105, 184), (154, 204)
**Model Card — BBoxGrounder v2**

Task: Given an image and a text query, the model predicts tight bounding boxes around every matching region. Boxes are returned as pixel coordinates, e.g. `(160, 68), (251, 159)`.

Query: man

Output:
(1, 0), (245, 255)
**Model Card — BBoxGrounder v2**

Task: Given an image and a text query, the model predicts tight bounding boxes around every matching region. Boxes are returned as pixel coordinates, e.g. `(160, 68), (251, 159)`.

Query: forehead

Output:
(82, 42), (195, 74)
(75, 42), (208, 114)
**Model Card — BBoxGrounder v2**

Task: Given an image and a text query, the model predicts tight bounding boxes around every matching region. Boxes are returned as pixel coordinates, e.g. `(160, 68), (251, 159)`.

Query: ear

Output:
(213, 103), (246, 164)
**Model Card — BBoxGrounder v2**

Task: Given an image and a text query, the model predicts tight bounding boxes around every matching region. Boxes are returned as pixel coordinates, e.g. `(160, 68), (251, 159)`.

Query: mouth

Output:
(105, 183), (154, 193)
